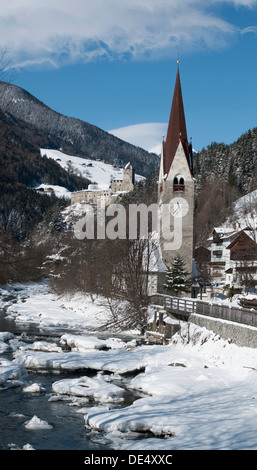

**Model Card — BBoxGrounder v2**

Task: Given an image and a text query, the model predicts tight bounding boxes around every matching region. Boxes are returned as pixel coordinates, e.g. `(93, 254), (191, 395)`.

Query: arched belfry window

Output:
(173, 175), (185, 192)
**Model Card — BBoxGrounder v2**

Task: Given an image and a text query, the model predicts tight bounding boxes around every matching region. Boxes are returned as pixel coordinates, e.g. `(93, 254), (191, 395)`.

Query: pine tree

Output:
(163, 254), (190, 296)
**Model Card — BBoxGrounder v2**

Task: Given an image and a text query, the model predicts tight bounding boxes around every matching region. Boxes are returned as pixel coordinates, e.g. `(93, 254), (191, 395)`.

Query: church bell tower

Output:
(158, 62), (194, 274)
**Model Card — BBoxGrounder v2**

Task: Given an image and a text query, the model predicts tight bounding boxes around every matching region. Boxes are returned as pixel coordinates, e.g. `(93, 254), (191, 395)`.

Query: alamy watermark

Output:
(74, 197), (189, 251)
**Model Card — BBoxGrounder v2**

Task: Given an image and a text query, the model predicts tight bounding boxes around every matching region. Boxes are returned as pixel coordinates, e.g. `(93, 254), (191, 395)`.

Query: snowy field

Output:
(1, 280), (257, 450)
(38, 148), (144, 199)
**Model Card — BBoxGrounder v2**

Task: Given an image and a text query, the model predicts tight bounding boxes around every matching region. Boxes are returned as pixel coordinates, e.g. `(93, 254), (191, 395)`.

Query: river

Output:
(0, 308), (138, 451)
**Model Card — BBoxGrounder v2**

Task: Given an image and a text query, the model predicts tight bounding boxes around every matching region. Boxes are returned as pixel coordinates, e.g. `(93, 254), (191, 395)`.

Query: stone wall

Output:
(190, 313), (257, 348)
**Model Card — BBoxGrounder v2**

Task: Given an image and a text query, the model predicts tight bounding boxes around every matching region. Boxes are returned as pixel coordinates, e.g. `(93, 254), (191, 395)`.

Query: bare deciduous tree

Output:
(0, 48), (14, 83)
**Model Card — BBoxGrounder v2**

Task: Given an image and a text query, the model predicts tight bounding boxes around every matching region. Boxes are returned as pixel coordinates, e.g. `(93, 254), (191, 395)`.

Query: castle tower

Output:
(110, 162), (134, 193)
(158, 62), (194, 273)
(122, 162), (135, 191)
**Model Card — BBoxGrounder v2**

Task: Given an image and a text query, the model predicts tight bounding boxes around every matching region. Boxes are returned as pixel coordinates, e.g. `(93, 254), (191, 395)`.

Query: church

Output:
(157, 62), (194, 276)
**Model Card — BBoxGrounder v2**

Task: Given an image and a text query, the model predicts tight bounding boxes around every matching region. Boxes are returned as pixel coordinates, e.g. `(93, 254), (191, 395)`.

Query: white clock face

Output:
(169, 197), (189, 218)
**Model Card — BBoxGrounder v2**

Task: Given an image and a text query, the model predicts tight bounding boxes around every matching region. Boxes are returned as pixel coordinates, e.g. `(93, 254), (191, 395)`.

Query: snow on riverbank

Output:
(0, 358), (26, 388)
(84, 324), (257, 450)
(51, 373), (125, 404)
(1, 280), (113, 331)
(1, 280), (257, 450)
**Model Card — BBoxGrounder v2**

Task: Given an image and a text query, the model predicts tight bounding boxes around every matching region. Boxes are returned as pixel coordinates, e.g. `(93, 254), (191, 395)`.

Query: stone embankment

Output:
(190, 313), (257, 348)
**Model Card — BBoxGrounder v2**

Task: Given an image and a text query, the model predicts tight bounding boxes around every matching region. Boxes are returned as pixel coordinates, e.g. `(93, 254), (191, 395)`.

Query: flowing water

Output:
(0, 310), (137, 450)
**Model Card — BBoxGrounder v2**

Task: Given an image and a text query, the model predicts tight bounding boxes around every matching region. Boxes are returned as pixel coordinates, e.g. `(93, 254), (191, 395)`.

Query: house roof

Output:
(226, 230), (257, 250)
(209, 226), (254, 241)
(163, 63), (193, 176)
(211, 227), (235, 235)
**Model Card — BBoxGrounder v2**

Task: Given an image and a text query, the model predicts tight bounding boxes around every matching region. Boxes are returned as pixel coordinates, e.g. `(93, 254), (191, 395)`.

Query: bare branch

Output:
(0, 47), (15, 83)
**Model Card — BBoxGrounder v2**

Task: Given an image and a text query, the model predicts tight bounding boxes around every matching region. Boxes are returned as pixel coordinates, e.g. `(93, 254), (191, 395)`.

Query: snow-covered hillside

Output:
(225, 189), (257, 233)
(38, 148), (144, 199)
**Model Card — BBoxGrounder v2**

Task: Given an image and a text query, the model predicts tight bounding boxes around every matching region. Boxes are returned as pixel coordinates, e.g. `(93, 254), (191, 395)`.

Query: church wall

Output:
(158, 143), (194, 274)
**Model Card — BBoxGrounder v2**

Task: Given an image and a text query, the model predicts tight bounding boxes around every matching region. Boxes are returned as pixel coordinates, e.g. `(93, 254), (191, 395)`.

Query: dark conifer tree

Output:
(163, 254), (190, 296)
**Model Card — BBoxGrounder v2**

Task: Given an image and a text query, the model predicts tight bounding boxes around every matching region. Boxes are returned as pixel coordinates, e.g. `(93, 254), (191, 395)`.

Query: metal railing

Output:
(150, 294), (257, 328)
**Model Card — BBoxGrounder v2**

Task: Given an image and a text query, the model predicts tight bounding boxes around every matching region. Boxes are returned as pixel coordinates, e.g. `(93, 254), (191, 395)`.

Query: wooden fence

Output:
(150, 294), (257, 328)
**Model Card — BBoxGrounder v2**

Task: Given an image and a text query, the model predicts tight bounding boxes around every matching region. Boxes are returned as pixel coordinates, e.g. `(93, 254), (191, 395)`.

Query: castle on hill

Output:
(71, 162), (135, 206)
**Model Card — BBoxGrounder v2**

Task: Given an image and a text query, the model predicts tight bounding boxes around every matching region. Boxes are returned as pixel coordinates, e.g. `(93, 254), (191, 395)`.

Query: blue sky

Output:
(1, 0), (257, 152)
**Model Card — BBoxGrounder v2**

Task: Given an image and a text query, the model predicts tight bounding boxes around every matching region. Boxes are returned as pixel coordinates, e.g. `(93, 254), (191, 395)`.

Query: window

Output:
(173, 176), (185, 192)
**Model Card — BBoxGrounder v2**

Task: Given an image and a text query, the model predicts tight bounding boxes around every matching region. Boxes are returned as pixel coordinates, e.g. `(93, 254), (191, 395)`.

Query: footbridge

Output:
(148, 294), (257, 347)
(150, 294), (257, 328)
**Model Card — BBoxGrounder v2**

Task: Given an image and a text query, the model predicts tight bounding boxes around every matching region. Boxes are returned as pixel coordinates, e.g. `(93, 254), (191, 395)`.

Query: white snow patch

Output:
(0, 359), (27, 387)
(23, 383), (46, 393)
(52, 374), (124, 404)
(24, 415), (53, 430)
(29, 341), (62, 353)
(60, 333), (128, 351)
(35, 184), (72, 199)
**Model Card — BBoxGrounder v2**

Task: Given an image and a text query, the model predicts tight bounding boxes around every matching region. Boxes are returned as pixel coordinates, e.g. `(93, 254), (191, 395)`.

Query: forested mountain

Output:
(193, 128), (257, 247)
(0, 80), (158, 178)
(0, 107), (90, 241)
(194, 128), (257, 194)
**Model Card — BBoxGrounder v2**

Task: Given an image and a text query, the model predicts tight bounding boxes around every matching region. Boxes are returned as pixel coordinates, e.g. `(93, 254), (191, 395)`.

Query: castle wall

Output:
(71, 164), (134, 206)
(71, 189), (114, 206)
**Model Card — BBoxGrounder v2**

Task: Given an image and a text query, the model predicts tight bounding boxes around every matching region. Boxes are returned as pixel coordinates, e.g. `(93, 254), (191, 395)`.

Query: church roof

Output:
(163, 63), (193, 176)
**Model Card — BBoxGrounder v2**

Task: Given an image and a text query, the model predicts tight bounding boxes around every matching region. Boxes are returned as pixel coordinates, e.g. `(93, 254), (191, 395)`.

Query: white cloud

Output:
(241, 25), (257, 34)
(109, 123), (167, 154)
(0, 0), (255, 69)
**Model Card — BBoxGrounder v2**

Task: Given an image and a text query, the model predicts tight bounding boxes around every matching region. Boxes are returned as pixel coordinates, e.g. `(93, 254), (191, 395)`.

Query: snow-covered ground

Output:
(34, 183), (72, 200)
(39, 148), (144, 199)
(1, 280), (257, 450)
(224, 188), (257, 234)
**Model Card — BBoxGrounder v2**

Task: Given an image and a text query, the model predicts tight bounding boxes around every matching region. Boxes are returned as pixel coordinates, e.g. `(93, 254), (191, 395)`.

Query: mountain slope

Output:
(40, 148), (144, 191)
(0, 107), (90, 190)
(0, 107), (91, 240)
(225, 189), (257, 234)
(194, 128), (257, 194)
(0, 80), (158, 177)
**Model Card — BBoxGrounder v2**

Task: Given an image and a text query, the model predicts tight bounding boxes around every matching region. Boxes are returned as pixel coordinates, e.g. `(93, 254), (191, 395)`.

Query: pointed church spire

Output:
(163, 62), (193, 176)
